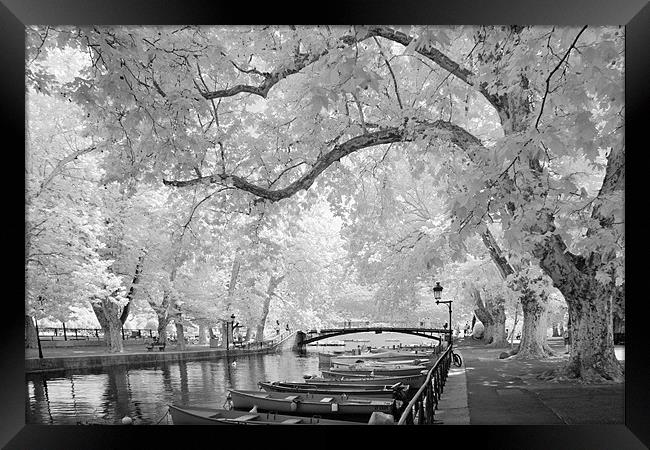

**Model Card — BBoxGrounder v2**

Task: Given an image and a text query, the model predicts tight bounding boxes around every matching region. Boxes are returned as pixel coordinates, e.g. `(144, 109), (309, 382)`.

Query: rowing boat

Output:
(228, 389), (396, 421)
(304, 372), (428, 388)
(168, 404), (357, 425)
(323, 365), (426, 377)
(258, 381), (409, 397)
(331, 350), (436, 361)
(330, 358), (434, 368)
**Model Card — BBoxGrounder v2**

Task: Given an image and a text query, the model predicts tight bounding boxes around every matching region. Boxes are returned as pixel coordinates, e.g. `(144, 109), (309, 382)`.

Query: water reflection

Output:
(25, 350), (320, 425)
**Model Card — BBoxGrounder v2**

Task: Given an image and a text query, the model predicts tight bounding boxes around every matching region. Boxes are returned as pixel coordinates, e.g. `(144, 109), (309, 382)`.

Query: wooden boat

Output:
(168, 404), (357, 425)
(330, 358), (434, 368)
(318, 351), (352, 366)
(258, 381), (409, 397)
(323, 365), (426, 377)
(228, 389), (396, 421)
(329, 352), (436, 363)
(305, 372), (428, 388)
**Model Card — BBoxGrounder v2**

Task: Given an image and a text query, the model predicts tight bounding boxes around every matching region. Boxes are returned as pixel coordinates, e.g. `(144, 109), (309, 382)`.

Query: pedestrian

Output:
(563, 328), (570, 354)
(285, 323), (290, 332)
(275, 320), (280, 336)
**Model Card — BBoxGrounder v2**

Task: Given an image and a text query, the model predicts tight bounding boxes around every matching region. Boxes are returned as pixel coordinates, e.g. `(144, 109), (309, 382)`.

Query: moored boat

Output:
(323, 365), (426, 377)
(168, 404), (357, 425)
(330, 358), (434, 368)
(333, 350), (437, 361)
(258, 381), (409, 397)
(305, 372), (428, 388)
(228, 389), (396, 421)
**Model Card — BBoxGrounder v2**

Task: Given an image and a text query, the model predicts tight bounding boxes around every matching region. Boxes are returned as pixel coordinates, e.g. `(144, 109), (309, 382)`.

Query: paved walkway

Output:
(434, 337), (625, 425)
(432, 356), (470, 424)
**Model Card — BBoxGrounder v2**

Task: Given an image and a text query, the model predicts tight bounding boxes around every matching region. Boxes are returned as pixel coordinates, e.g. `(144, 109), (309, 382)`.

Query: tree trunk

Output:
(91, 298), (124, 353)
(157, 316), (170, 342)
(534, 235), (624, 382)
(218, 251), (242, 348)
(483, 307), (506, 346)
(25, 314), (38, 348)
(509, 307), (519, 348)
(552, 323), (560, 337)
(198, 322), (210, 345)
(256, 274), (284, 342)
(471, 288), (507, 347)
(175, 321), (186, 351)
(514, 290), (554, 359)
(148, 286), (174, 342)
(220, 321), (232, 348)
(612, 283), (624, 341)
(481, 227), (552, 354)
(561, 283), (622, 381)
(120, 252), (145, 325)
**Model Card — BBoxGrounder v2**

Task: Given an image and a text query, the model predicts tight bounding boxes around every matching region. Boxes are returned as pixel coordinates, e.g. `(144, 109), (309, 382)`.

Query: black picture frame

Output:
(4, 1), (648, 448)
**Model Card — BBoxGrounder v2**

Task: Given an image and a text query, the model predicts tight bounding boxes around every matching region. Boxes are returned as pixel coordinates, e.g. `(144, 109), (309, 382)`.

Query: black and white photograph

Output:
(7, 10), (647, 448)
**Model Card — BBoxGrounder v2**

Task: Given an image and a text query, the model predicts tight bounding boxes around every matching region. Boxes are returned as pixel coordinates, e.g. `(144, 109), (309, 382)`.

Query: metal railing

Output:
(397, 344), (453, 425)
(36, 326), (293, 347)
(36, 327), (157, 341)
(335, 320), (444, 329)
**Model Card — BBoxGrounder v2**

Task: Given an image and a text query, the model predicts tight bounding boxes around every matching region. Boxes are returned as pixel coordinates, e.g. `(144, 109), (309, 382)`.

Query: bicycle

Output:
(451, 350), (463, 367)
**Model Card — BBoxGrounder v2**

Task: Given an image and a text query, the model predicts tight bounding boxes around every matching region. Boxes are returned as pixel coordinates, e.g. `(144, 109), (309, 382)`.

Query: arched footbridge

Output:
(296, 326), (450, 348)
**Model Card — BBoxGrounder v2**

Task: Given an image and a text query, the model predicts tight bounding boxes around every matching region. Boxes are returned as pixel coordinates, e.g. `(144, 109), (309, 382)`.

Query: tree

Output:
(27, 25), (624, 380)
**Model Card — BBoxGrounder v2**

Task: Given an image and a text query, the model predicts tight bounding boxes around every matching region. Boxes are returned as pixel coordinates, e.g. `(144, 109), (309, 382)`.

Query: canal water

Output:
(26, 333), (434, 425)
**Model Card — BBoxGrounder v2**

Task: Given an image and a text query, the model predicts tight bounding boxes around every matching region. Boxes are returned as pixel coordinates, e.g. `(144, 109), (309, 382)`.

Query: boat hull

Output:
(305, 373), (427, 388)
(323, 366), (426, 377)
(330, 351), (436, 361)
(168, 404), (357, 425)
(258, 381), (408, 397)
(330, 358), (434, 368)
(229, 389), (395, 421)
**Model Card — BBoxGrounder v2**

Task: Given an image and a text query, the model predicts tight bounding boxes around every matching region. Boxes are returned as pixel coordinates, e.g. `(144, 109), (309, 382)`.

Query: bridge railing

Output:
(333, 321), (444, 329)
(397, 344), (453, 425)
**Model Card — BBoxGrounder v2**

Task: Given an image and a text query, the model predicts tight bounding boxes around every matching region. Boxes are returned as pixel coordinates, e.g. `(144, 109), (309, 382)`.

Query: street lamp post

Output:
(34, 317), (43, 359)
(433, 282), (453, 347)
(230, 314), (236, 349)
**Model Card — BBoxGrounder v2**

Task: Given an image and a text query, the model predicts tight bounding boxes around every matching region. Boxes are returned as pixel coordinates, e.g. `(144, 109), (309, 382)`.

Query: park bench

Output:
(145, 342), (166, 351)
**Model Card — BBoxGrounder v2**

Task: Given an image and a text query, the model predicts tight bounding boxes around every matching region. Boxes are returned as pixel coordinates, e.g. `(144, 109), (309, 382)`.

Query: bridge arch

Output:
(297, 326), (447, 347)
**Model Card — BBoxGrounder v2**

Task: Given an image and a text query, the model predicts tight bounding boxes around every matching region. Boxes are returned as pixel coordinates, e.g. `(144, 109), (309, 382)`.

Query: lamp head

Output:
(433, 282), (443, 300)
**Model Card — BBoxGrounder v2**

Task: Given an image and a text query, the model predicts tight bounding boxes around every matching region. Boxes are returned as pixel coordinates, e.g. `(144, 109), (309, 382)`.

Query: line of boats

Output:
(168, 347), (441, 425)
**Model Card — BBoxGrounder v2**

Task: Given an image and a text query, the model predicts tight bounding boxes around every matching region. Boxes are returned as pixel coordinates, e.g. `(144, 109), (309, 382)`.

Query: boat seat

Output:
(319, 397), (334, 402)
(281, 418), (303, 424)
(232, 414), (260, 421)
(284, 395), (300, 401)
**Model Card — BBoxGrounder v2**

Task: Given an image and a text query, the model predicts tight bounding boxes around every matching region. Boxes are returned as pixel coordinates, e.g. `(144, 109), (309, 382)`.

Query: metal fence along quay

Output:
(35, 326), (155, 341)
(397, 344), (453, 425)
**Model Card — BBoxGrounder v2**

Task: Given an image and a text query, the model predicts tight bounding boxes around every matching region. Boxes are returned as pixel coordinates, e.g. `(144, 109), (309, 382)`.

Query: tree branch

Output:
(198, 51), (326, 100)
(534, 25), (588, 131)
(38, 145), (97, 196)
(350, 26), (503, 112)
(162, 120), (483, 202)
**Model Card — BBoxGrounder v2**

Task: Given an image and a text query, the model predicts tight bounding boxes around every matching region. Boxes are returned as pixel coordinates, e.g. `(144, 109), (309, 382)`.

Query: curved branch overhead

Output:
(194, 26), (502, 114)
(199, 51), (328, 100)
(163, 120), (485, 202)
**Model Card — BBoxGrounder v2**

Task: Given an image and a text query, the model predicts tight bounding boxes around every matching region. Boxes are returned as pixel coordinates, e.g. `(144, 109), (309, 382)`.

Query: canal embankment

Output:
(25, 331), (299, 373)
